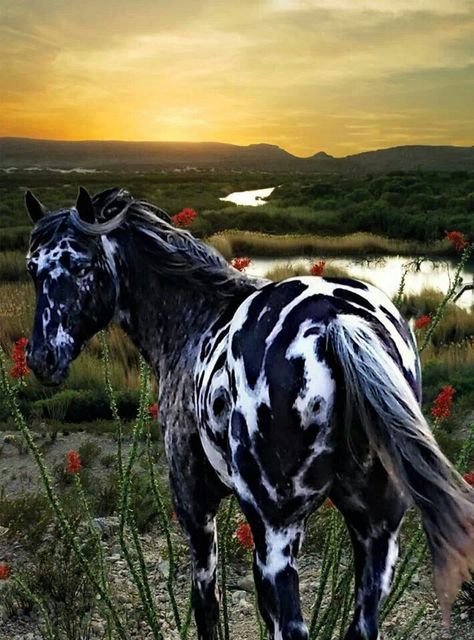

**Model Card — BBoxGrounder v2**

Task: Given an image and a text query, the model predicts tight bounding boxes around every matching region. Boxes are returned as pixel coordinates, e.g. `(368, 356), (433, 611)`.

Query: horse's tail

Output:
(328, 314), (474, 621)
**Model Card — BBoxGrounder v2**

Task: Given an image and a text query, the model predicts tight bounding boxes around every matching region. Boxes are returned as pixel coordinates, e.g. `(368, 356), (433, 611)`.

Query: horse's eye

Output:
(26, 262), (36, 274)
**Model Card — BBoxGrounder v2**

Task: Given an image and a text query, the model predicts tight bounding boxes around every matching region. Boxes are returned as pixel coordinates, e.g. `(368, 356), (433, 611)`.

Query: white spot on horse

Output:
(381, 528), (401, 596)
(54, 324), (74, 348)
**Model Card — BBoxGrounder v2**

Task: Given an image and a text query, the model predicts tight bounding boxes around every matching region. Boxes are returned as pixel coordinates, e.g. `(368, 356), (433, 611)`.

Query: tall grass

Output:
(0, 251), (28, 282)
(207, 230), (451, 258)
(264, 263), (353, 281)
(402, 289), (474, 346)
(0, 282), (36, 347)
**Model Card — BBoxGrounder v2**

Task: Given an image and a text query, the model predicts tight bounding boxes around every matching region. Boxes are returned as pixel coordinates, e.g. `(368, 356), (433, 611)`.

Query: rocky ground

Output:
(0, 430), (473, 640)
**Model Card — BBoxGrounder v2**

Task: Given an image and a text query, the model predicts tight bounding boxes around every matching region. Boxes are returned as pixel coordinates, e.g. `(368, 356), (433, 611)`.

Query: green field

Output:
(1, 168), (473, 639)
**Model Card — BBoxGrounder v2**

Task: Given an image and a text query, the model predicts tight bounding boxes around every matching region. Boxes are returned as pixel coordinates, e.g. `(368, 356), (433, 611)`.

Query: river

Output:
(219, 186), (277, 207)
(246, 255), (474, 310)
(220, 187), (473, 309)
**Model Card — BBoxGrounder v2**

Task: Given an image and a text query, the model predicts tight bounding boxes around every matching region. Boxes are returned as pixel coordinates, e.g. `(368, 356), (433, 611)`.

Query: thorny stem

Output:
(219, 497), (235, 640)
(117, 356), (164, 640)
(420, 243), (473, 352)
(0, 347), (128, 639)
(146, 424), (184, 635)
(100, 330), (124, 484)
(13, 575), (58, 640)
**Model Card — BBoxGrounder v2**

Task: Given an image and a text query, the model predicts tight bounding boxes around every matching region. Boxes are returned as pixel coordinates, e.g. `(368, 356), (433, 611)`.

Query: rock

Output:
(90, 620), (105, 636)
(92, 517), (120, 539)
(236, 574), (254, 592)
(231, 590), (248, 604)
(158, 560), (170, 577)
(107, 553), (121, 563)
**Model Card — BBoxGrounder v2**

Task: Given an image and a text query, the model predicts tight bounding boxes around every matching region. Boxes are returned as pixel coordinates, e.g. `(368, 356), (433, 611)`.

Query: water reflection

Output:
(219, 186), (276, 207)
(247, 255), (474, 310)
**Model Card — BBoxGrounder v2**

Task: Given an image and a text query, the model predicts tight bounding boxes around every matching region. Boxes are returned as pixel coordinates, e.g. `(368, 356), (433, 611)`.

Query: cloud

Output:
(0, 0), (473, 154)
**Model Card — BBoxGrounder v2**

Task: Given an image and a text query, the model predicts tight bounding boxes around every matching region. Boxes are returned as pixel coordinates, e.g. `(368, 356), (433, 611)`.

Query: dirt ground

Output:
(0, 429), (473, 640)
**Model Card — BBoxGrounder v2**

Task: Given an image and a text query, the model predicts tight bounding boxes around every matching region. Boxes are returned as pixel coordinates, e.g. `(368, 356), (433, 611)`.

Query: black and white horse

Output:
(24, 188), (474, 640)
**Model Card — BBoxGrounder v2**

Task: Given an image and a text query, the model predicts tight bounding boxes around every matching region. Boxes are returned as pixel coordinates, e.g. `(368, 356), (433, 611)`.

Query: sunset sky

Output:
(1, 0), (473, 156)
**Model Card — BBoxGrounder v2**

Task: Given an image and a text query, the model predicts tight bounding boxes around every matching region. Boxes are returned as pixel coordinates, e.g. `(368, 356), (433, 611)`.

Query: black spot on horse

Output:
(212, 393), (227, 417)
(333, 288), (376, 312)
(380, 305), (412, 347)
(324, 277), (368, 291)
(59, 251), (72, 269)
(256, 403), (273, 436)
(234, 281), (308, 389)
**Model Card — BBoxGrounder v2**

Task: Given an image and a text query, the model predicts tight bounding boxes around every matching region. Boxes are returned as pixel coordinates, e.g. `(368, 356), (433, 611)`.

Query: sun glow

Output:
(1, 0), (473, 155)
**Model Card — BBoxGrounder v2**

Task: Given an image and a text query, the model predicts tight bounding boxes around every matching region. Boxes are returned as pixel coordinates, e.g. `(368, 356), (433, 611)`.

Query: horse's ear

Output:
(76, 186), (96, 223)
(25, 190), (48, 223)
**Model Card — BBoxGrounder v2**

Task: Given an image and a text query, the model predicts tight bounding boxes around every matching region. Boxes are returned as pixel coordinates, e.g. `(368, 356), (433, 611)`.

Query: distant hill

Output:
(1, 137), (474, 173)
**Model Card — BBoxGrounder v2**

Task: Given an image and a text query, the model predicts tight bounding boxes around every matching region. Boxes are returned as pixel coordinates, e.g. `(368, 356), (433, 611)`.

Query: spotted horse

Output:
(25, 188), (474, 640)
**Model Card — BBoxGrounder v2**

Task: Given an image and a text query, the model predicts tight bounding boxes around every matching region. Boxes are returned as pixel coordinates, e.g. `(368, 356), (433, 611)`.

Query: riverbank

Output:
(207, 230), (457, 260)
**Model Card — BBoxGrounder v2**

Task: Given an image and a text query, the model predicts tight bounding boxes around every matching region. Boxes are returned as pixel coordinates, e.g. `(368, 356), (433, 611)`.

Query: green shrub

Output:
(0, 226), (31, 251)
(0, 493), (53, 547)
(78, 439), (103, 467)
(32, 389), (139, 422)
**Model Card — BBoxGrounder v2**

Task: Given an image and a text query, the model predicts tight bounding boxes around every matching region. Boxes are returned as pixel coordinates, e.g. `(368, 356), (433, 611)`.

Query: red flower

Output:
(445, 230), (469, 252)
(415, 315), (431, 330)
(231, 257), (252, 272)
(171, 208), (198, 228)
(10, 337), (30, 380)
(235, 522), (254, 549)
(325, 498), (335, 509)
(0, 564), (11, 580)
(431, 385), (456, 421)
(310, 261), (326, 276)
(171, 511), (178, 523)
(148, 403), (158, 420)
(463, 472), (474, 487)
(66, 450), (82, 474)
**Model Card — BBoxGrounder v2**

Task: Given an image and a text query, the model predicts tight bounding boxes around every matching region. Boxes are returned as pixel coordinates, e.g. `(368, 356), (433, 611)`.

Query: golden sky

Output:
(1, 0), (473, 156)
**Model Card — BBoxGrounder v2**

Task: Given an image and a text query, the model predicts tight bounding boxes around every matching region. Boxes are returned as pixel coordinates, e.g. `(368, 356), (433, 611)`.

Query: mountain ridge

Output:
(1, 137), (474, 172)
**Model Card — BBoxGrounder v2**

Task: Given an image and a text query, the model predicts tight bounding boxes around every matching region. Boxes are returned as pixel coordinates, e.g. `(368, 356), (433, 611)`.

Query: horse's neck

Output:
(117, 271), (226, 391)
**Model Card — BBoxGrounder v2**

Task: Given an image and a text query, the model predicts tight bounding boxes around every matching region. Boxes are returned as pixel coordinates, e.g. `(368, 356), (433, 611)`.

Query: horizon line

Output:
(1, 135), (474, 162)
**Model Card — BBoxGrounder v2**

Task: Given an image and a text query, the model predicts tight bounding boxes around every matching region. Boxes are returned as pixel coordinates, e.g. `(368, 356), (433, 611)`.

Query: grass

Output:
(207, 230), (452, 258)
(0, 282), (36, 346)
(402, 290), (474, 346)
(264, 262), (354, 281)
(0, 251), (28, 282)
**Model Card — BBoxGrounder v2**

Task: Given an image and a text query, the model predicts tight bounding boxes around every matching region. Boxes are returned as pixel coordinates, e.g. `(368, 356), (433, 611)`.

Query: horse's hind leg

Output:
(244, 501), (308, 640)
(331, 453), (408, 640)
(229, 410), (334, 640)
(168, 431), (229, 640)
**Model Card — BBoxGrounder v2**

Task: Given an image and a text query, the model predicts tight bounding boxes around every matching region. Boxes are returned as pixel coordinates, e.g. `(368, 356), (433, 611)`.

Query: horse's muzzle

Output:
(27, 343), (69, 386)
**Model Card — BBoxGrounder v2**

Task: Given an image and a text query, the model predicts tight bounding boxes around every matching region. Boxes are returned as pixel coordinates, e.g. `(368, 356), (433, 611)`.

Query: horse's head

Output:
(25, 188), (118, 385)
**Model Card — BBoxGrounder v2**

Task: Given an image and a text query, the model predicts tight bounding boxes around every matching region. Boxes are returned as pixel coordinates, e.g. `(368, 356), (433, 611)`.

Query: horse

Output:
(24, 187), (474, 640)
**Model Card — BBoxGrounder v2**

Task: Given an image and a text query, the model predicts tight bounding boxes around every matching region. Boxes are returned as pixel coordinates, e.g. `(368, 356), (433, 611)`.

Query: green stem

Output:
(420, 244), (473, 352)
(0, 347), (127, 639)
(100, 330), (124, 484)
(394, 604), (426, 640)
(117, 357), (163, 640)
(146, 426), (183, 635)
(219, 497), (235, 640)
(13, 575), (58, 640)
(308, 509), (339, 638)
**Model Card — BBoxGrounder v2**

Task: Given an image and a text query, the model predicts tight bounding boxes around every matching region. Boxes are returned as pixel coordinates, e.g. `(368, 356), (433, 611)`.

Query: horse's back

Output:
(226, 276), (420, 496)
(228, 275), (420, 406)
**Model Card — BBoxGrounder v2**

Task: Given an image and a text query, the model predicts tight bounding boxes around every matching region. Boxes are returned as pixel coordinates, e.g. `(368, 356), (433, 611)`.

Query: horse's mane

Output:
(32, 188), (267, 299)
